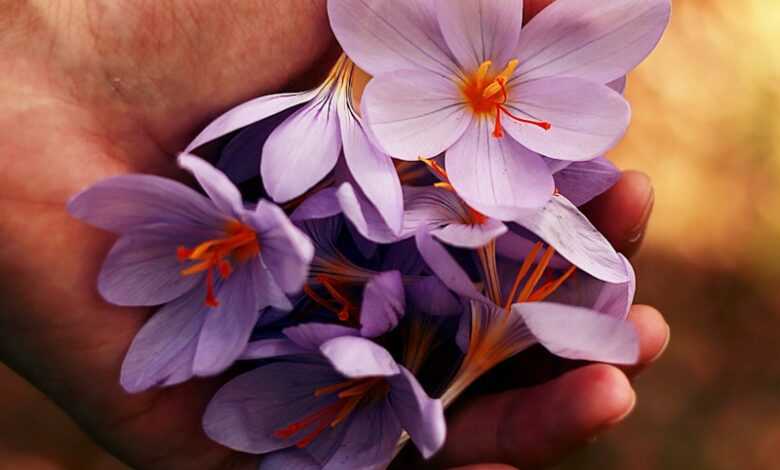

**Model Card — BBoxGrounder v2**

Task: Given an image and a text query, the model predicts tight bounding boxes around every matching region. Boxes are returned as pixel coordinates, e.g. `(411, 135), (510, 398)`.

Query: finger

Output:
(524, 0), (554, 22)
(582, 170), (655, 257)
(432, 365), (636, 469)
(623, 305), (670, 378)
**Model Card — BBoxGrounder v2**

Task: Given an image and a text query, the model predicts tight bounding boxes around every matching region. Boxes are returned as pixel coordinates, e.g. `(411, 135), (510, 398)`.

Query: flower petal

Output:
(401, 185), (466, 238)
(592, 254), (636, 319)
(513, 194), (628, 283)
(608, 76), (627, 94)
(261, 94), (342, 203)
(289, 188), (342, 222)
(360, 271), (405, 338)
(514, 301), (640, 365)
(406, 276), (462, 317)
(255, 260), (294, 311)
(67, 175), (223, 234)
(328, 0), (458, 77)
(336, 183), (398, 244)
(178, 154), (244, 216)
(248, 200), (315, 294)
(320, 336), (400, 379)
(388, 366), (446, 459)
(241, 338), (309, 360)
(503, 77), (630, 162)
(193, 264), (259, 376)
(447, 120), (554, 220)
(120, 289), (206, 393)
(185, 91), (317, 152)
(339, 95), (404, 234)
(415, 229), (490, 303)
(515, 0), (672, 83)
(283, 324), (360, 350)
(554, 156), (621, 206)
(259, 449), (321, 470)
(362, 70), (471, 161)
(436, 0), (524, 73)
(432, 218), (507, 249)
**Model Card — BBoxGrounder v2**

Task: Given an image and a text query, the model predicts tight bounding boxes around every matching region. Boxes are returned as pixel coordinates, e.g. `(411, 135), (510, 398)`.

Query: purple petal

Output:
(241, 338), (309, 360)
(608, 76), (628, 94)
(178, 154), (243, 216)
(283, 324), (360, 350)
(554, 156), (621, 206)
(249, 200), (315, 294)
(514, 301), (639, 365)
(328, 0), (458, 77)
(362, 70), (471, 161)
(193, 264), (259, 376)
(320, 336), (400, 379)
(503, 77), (630, 162)
(67, 175), (224, 234)
(120, 289), (206, 393)
(407, 276), (462, 317)
(255, 260), (294, 311)
(98, 229), (202, 307)
(515, 0), (671, 83)
(216, 113), (292, 185)
(401, 185), (465, 238)
(415, 229), (489, 303)
(360, 271), (405, 338)
(339, 97), (404, 234)
(447, 120), (554, 220)
(592, 254), (636, 319)
(290, 187), (342, 222)
(436, 0), (523, 72)
(432, 218), (507, 249)
(261, 95), (342, 203)
(495, 230), (569, 271)
(203, 360), (342, 453)
(185, 90), (317, 152)
(336, 183), (398, 244)
(388, 366), (446, 459)
(512, 195), (628, 283)
(259, 449), (320, 470)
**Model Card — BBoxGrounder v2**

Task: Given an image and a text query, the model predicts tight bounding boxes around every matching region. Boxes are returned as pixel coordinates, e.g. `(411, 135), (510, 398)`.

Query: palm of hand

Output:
(0, 2), (667, 470)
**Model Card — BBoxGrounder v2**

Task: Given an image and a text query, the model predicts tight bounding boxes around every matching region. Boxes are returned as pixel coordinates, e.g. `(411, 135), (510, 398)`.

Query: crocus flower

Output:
(67, 154), (314, 392)
(329, 0), (671, 219)
(204, 336), (446, 468)
(185, 55), (404, 235)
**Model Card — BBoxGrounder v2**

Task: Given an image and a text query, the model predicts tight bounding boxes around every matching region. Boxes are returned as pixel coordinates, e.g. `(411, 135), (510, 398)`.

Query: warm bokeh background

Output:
(2, 1), (779, 469)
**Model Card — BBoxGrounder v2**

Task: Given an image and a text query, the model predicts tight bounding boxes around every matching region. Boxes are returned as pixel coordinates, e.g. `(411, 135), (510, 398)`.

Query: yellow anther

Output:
(475, 60), (493, 87)
(498, 59), (519, 81)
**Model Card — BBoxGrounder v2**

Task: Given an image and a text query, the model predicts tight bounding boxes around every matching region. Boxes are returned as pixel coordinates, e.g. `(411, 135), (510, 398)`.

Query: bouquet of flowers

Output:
(66, 0), (671, 468)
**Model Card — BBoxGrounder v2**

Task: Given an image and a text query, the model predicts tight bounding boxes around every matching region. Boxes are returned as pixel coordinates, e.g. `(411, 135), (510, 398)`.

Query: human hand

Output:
(0, 1), (668, 469)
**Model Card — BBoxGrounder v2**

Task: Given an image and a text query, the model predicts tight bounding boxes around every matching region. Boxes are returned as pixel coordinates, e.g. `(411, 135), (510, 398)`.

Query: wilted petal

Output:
(503, 77), (630, 162)
(447, 119), (554, 220)
(515, 0), (672, 83)
(388, 367), (446, 459)
(336, 183), (398, 244)
(363, 70), (471, 161)
(512, 195), (628, 283)
(185, 91), (317, 152)
(178, 154), (244, 216)
(283, 324), (359, 350)
(432, 218), (507, 249)
(415, 229), (489, 303)
(360, 271), (405, 337)
(554, 156), (621, 206)
(120, 289), (206, 393)
(436, 0), (523, 72)
(328, 0), (458, 77)
(514, 302), (639, 365)
(261, 95), (342, 203)
(320, 336), (400, 379)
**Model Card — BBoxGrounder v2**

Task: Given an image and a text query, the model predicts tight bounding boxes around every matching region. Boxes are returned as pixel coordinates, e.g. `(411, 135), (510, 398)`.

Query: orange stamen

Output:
(504, 242), (543, 311)
(528, 265), (577, 302)
(304, 276), (357, 322)
(517, 246), (556, 303)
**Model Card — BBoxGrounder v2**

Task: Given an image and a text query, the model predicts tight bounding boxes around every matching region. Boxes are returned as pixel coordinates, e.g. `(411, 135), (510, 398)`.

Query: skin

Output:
(0, 1), (669, 469)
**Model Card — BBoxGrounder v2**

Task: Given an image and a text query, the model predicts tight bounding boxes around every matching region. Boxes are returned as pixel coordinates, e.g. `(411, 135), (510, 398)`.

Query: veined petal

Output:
(339, 94), (404, 234)
(432, 218), (507, 249)
(503, 77), (631, 162)
(178, 154), (244, 216)
(328, 0), (458, 77)
(512, 194), (628, 283)
(120, 288), (206, 393)
(261, 94), (342, 203)
(436, 0), (524, 73)
(320, 336), (400, 379)
(447, 119), (554, 221)
(360, 271), (405, 338)
(514, 0), (671, 83)
(362, 70), (471, 161)
(592, 254), (636, 319)
(415, 229), (489, 303)
(554, 156), (621, 206)
(514, 302), (640, 365)
(336, 183), (398, 244)
(388, 366), (446, 459)
(185, 90), (317, 152)
(400, 185), (467, 238)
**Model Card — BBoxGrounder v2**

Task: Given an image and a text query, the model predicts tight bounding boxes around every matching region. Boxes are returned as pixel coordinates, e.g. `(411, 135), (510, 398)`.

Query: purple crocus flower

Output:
(329, 0), (671, 219)
(185, 55), (404, 235)
(67, 154), (314, 392)
(204, 336), (446, 468)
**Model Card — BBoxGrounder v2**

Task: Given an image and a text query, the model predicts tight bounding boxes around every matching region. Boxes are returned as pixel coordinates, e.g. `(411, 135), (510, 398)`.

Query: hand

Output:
(0, 2), (669, 470)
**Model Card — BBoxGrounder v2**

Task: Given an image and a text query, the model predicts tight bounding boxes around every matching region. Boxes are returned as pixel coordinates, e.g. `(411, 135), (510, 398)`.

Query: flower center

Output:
(273, 378), (389, 448)
(503, 242), (577, 311)
(461, 59), (552, 138)
(177, 219), (260, 308)
(303, 275), (360, 322)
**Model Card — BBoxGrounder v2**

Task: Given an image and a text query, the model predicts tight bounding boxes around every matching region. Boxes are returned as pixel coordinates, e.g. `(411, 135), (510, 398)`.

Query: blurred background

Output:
(1, 0), (779, 468)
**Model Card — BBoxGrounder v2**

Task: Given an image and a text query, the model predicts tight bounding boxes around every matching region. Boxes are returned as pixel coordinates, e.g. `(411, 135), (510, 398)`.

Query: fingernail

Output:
(627, 188), (655, 244)
(649, 322), (671, 363)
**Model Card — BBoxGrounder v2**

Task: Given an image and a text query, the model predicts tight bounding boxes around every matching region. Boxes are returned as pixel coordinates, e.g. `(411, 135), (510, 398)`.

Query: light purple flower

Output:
(204, 336), (446, 468)
(67, 154), (314, 392)
(185, 56), (404, 235)
(329, 0), (671, 219)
